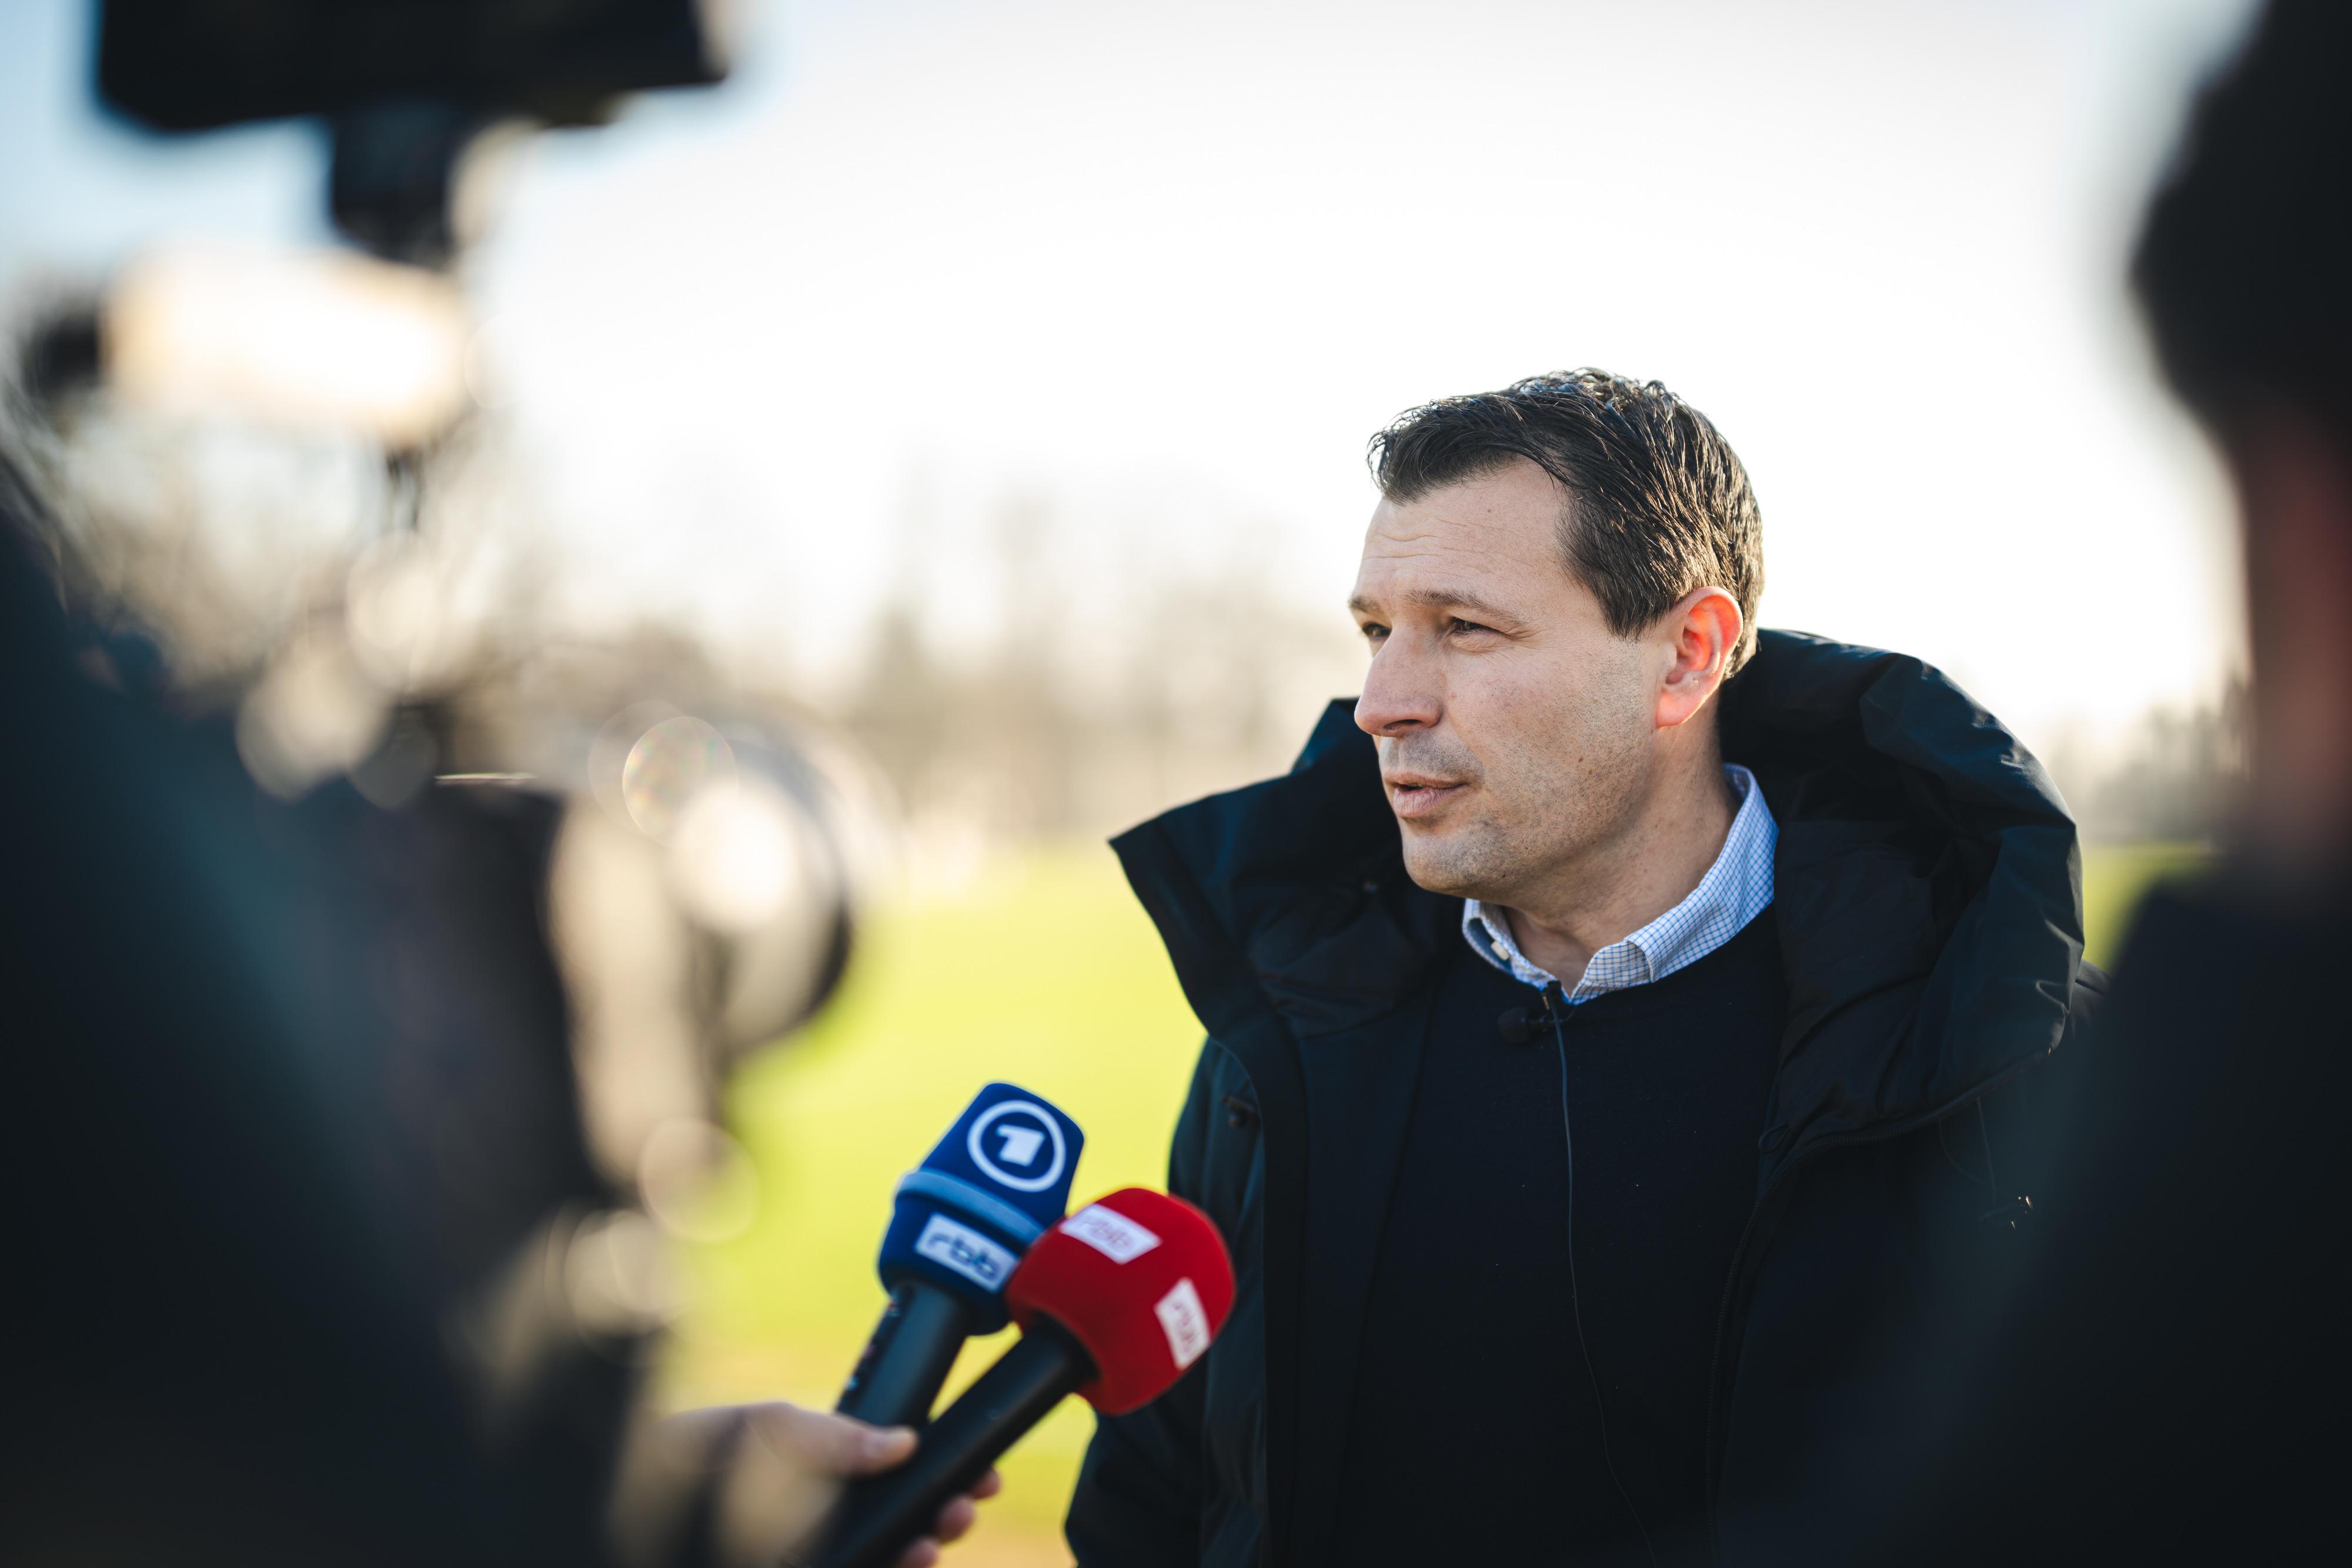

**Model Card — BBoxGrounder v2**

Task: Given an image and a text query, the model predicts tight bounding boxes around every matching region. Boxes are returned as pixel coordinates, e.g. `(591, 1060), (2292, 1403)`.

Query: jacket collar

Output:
(1719, 630), (2084, 1176)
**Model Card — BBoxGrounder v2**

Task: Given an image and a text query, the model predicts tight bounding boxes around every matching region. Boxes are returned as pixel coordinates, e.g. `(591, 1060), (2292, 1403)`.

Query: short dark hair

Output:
(2135, 0), (2352, 433)
(1367, 369), (1765, 674)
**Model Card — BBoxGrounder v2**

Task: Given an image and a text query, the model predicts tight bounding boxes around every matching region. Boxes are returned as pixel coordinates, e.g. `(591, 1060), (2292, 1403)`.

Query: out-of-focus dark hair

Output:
(2135, 0), (2352, 433)
(1368, 369), (1765, 675)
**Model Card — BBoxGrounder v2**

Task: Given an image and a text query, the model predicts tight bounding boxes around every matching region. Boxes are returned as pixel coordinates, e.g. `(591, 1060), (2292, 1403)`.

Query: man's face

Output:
(1349, 458), (1662, 905)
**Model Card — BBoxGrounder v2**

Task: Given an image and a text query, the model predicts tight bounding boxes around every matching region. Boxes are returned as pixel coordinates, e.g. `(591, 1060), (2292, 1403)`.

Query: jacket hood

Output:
(1114, 628), (2084, 1169)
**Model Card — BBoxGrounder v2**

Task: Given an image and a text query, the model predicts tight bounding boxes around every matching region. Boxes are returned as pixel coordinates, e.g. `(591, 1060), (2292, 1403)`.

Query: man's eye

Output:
(1359, 623), (1389, 642)
(1449, 618), (1495, 637)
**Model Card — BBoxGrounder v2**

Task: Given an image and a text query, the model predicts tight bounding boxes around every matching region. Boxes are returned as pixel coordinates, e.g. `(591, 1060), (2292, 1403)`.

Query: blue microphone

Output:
(836, 1083), (1084, 1428)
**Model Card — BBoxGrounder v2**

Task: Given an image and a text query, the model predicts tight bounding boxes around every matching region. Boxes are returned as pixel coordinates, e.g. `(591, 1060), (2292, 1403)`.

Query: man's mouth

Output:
(1385, 775), (1468, 820)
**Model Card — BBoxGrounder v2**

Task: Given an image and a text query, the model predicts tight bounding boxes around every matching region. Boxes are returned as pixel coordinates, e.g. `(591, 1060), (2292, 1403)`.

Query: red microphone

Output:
(806, 1189), (1235, 1568)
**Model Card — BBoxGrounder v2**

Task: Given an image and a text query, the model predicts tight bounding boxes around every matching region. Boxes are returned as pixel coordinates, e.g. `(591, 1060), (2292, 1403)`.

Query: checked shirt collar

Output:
(1461, 763), (1776, 1004)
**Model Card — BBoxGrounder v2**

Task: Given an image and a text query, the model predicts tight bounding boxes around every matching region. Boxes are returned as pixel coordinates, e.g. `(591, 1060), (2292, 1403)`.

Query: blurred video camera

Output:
(101, 0), (731, 263)
(36, 0), (875, 1316)
(4, 9), (896, 1568)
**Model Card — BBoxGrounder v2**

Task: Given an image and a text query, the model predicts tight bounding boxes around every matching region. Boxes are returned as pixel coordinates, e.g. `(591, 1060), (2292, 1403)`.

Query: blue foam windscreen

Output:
(877, 1082), (1085, 1332)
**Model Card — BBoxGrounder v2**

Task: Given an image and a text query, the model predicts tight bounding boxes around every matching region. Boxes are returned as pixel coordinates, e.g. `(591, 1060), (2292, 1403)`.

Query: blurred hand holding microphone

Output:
(786, 1086), (1229, 1568)
(617, 1088), (1228, 1568)
(814, 1186), (1235, 1568)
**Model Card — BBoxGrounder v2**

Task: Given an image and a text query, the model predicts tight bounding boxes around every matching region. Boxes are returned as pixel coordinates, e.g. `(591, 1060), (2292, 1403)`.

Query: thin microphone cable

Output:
(1549, 988), (1659, 1568)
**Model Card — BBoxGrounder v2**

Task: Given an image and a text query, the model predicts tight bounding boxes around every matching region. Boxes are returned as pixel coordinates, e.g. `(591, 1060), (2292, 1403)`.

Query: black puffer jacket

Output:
(1067, 630), (2106, 1568)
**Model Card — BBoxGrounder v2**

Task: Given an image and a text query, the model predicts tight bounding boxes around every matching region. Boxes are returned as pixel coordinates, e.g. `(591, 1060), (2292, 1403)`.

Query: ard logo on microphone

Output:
(967, 1099), (1068, 1192)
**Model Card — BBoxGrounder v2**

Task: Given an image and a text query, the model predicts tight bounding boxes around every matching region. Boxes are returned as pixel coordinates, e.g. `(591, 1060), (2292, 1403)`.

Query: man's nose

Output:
(1354, 640), (1441, 737)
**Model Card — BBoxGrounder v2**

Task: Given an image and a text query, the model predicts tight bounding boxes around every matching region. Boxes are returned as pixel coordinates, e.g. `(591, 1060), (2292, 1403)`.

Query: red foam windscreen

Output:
(1004, 1187), (1237, 1415)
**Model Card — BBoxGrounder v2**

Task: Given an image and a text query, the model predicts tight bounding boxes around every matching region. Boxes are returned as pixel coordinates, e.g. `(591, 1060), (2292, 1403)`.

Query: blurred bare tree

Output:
(838, 488), (1362, 851)
(2045, 676), (2248, 845)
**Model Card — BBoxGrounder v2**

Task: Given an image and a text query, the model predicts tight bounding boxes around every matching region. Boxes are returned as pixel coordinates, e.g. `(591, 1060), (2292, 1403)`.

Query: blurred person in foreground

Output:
(1068, 369), (2105, 1567)
(1869, 2), (2352, 1559)
(0, 443), (991, 1567)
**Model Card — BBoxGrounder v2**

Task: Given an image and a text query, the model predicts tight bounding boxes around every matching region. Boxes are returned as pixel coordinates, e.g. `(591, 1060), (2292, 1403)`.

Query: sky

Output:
(0, 0), (2261, 758)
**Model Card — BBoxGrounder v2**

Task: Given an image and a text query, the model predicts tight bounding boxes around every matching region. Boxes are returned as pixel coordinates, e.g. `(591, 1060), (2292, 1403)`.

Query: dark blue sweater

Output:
(1332, 911), (1786, 1566)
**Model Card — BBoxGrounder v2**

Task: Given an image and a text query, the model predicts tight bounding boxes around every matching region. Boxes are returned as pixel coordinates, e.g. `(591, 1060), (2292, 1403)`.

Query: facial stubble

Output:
(1388, 668), (1656, 910)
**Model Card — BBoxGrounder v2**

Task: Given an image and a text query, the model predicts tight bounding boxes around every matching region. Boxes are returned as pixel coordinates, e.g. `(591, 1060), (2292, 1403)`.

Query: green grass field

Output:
(659, 839), (2211, 1566)
(2080, 841), (2210, 970)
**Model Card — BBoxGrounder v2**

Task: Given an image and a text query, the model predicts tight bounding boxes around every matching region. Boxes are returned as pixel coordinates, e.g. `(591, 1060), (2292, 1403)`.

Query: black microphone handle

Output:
(836, 1278), (977, 1428)
(808, 1318), (1093, 1568)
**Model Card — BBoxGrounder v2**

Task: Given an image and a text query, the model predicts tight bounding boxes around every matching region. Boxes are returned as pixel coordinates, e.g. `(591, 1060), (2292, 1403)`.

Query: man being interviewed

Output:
(1067, 371), (2103, 1567)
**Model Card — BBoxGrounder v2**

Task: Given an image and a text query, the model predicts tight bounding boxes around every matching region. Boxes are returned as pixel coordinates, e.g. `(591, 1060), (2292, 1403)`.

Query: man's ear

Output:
(1656, 586), (1743, 731)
